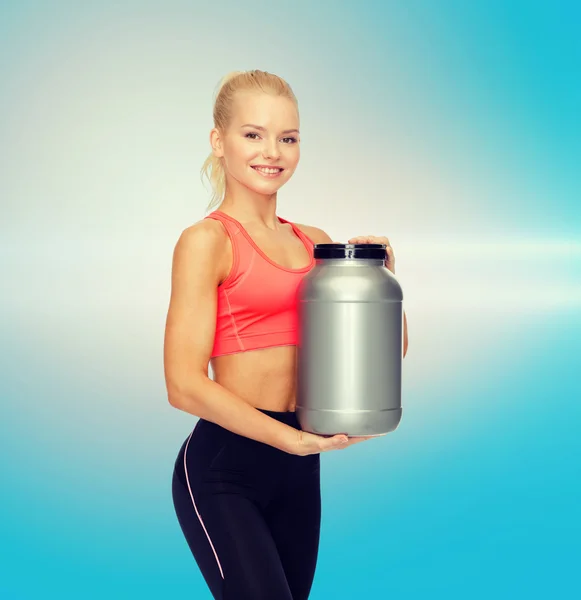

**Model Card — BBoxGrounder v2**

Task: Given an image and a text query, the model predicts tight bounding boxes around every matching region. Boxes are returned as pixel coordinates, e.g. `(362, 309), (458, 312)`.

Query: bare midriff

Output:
(210, 346), (298, 411)
(208, 212), (316, 413)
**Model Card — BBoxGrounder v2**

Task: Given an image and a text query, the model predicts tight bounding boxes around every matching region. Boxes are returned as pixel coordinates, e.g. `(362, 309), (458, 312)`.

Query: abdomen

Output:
(210, 346), (298, 411)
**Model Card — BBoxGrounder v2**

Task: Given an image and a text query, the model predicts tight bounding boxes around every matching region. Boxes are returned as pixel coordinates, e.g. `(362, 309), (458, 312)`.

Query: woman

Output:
(164, 70), (409, 600)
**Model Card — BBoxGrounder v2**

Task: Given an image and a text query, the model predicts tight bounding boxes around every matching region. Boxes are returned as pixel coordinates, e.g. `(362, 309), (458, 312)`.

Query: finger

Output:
(323, 434), (349, 451)
(347, 437), (369, 446)
(346, 435), (377, 446)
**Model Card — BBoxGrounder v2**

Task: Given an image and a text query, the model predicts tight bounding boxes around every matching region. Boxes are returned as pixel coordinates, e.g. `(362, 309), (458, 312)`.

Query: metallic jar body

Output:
(296, 250), (404, 436)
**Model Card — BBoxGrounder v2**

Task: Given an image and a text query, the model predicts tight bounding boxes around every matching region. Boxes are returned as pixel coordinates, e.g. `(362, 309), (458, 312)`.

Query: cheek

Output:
(285, 145), (300, 167)
(228, 140), (255, 163)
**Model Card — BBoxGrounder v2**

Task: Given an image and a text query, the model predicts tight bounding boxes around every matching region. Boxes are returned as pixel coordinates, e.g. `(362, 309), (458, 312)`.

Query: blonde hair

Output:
(200, 70), (299, 213)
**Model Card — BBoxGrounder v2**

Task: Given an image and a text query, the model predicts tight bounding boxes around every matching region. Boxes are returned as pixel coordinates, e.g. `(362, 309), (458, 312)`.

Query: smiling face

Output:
(211, 91), (300, 196)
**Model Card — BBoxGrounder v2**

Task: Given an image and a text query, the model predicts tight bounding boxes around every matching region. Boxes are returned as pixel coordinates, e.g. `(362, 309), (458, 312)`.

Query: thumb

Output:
(326, 434), (349, 450)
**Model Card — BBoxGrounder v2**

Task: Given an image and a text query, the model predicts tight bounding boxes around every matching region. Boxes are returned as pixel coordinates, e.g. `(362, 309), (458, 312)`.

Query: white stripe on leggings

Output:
(184, 431), (225, 579)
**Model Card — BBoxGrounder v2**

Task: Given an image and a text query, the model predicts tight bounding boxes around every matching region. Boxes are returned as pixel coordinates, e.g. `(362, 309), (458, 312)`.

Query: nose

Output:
(262, 137), (280, 160)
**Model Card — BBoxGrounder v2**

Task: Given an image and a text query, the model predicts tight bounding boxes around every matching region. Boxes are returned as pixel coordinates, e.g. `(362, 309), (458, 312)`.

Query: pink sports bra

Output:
(204, 210), (316, 357)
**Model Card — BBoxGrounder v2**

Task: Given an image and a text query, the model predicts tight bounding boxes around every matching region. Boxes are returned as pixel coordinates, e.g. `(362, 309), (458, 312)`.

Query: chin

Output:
(251, 184), (285, 195)
(248, 179), (288, 192)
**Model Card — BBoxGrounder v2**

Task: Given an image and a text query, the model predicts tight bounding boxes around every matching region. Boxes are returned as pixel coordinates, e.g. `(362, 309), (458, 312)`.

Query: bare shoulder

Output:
(179, 216), (228, 246)
(176, 217), (230, 261)
(294, 222), (334, 244)
(172, 217), (231, 284)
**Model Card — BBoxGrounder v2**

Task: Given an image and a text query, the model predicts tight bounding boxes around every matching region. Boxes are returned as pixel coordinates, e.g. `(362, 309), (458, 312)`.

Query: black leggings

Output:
(172, 408), (321, 600)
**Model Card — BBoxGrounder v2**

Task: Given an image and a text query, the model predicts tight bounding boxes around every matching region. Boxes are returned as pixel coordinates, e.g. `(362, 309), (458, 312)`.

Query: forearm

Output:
(169, 376), (298, 453)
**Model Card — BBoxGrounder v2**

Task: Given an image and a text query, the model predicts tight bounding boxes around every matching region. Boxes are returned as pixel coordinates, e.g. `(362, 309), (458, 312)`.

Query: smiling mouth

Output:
(251, 166), (284, 174)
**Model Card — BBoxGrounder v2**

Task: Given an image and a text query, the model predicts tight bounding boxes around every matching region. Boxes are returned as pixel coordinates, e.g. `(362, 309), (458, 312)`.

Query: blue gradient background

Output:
(1, 1), (580, 598)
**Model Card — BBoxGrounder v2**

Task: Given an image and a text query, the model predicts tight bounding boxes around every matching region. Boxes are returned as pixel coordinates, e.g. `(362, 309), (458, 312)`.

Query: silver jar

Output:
(296, 243), (404, 436)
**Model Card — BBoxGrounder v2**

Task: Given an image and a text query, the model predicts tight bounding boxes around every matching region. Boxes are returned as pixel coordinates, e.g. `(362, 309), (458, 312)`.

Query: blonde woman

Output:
(164, 70), (409, 600)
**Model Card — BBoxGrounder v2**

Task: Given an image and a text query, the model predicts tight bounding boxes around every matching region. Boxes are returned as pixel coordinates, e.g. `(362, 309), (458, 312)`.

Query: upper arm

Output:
(163, 220), (226, 404)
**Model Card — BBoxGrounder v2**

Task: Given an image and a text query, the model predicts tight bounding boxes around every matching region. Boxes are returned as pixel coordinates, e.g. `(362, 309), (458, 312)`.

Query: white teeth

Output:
(254, 167), (281, 174)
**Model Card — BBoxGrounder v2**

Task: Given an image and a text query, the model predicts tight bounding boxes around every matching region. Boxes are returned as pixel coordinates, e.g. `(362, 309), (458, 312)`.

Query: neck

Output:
(218, 190), (281, 231)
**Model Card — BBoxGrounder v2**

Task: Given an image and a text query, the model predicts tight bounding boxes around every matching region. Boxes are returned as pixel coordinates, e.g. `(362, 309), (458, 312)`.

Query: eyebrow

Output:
(240, 123), (300, 134)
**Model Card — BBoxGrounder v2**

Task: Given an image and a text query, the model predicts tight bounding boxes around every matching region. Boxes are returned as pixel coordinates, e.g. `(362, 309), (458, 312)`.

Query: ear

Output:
(210, 128), (224, 158)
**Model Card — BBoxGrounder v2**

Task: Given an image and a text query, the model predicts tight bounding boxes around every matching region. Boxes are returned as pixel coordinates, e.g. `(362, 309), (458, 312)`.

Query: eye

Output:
(244, 132), (299, 144)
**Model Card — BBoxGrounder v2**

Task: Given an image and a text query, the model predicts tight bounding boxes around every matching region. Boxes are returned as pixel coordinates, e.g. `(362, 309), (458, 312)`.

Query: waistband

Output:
(256, 408), (300, 428)
(197, 408), (302, 438)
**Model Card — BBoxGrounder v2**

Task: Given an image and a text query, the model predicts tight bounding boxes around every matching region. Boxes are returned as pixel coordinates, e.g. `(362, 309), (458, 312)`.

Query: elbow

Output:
(167, 389), (184, 409)
(166, 376), (206, 410)
(166, 383), (183, 409)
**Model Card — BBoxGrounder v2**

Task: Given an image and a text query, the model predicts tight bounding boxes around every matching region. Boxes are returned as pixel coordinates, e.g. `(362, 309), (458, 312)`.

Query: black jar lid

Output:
(313, 243), (386, 260)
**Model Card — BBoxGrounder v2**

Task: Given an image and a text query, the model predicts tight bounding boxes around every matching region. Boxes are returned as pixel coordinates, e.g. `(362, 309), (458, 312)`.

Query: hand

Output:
(288, 429), (386, 456)
(346, 235), (396, 274)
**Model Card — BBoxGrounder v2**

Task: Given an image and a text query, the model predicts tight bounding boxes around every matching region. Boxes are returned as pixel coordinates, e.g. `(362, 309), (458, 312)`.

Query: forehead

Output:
(230, 91), (299, 128)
